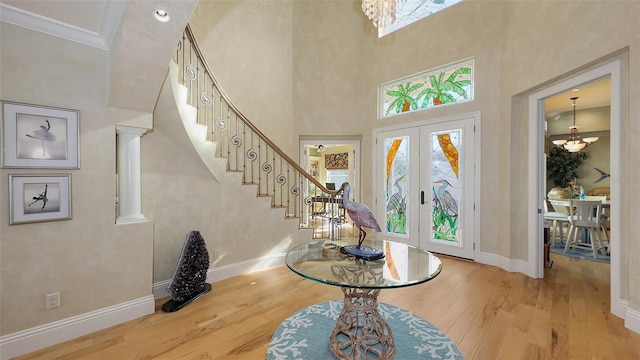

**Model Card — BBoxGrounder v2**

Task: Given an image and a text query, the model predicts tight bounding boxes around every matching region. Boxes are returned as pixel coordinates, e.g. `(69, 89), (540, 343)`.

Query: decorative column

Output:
(116, 125), (148, 224)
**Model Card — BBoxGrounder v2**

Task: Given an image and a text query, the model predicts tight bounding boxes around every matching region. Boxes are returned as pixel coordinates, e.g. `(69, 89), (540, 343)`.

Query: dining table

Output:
(548, 198), (610, 249)
(548, 198), (610, 209)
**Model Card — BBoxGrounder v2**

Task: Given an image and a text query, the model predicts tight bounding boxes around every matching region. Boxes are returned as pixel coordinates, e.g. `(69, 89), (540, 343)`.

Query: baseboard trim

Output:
(0, 295), (155, 360)
(476, 251), (528, 275)
(153, 252), (286, 300)
(625, 304), (640, 334)
(1, 254), (287, 359)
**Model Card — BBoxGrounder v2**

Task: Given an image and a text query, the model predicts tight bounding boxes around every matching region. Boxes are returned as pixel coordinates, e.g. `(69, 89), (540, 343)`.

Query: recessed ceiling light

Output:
(154, 9), (171, 23)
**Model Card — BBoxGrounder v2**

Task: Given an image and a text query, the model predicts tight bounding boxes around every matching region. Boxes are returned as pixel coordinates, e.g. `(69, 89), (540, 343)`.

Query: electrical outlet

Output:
(46, 292), (60, 310)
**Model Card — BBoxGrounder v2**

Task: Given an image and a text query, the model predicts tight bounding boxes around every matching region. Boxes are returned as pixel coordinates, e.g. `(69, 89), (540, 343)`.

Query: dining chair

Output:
(543, 199), (570, 246)
(564, 199), (607, 258)
(584, 195), (610, 253)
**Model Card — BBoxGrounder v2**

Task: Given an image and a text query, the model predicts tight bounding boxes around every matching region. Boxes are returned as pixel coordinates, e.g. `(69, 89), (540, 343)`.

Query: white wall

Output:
(188, 0), (296, 156)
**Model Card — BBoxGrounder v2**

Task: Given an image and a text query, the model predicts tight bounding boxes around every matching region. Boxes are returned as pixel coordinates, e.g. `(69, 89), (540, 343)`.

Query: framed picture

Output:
(2, 101), (80, 168)
(325, 152), (349, 170)
(9, 174), (72, 225)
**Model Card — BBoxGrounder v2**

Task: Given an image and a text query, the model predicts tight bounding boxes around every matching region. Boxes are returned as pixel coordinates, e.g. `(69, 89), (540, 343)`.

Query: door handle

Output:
(421, 191), (425, 205)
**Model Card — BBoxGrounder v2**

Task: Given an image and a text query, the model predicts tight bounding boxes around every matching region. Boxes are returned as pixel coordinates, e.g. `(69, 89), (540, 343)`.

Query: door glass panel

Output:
(430, 129), (463, 245)
(384, 137), (409, 236)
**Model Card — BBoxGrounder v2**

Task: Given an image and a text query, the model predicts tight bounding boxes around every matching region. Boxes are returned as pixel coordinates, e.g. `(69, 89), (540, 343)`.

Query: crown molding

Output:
(98, 0), (127, 50)
(0, 1), (126, 51)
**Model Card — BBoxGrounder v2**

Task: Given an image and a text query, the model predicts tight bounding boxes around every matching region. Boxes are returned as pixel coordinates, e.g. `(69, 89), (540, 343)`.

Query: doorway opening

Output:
(299, 138), (361, 239)
(528, 58), (623, 318)
(544, 77), (611, 264)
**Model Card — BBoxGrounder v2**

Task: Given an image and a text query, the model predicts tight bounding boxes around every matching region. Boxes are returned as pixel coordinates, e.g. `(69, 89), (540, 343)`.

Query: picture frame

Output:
(2, 101), (80, 168)
(325, 152), (349, 170)
(9, 174), (72, 225)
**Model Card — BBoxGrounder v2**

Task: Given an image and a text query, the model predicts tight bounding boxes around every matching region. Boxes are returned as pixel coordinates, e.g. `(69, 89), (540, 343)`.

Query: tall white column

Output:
(116, 125), (148, 224)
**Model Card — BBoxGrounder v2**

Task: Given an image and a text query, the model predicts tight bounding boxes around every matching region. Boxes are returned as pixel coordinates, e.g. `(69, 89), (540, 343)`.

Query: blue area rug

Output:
(267, 300), (463, 359)
(551, 240), (609, 264)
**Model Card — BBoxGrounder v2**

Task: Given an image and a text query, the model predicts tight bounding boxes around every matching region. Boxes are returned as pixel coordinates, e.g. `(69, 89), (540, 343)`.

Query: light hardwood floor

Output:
(15, 252), (640, 360)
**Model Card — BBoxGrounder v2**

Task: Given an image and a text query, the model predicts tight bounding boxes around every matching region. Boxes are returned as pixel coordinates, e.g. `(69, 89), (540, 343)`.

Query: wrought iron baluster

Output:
(234, 115), (244, 170)
(226, 108), (231, 167)
(276, 156), (284, 208)
(195, 60), (200, 122)
(216, 92), (223, 158)
(181, 33), (185, 85)
(209, 81), (215, 139)
(246, 131), (255, 184)
(258, 138), (263, 192)
(187, 43), (194, 106)
(260, 142), (271, 196)
(272, 147), (277, 198)
(242, 122), (246, 176)
(282, 160), (288, 214)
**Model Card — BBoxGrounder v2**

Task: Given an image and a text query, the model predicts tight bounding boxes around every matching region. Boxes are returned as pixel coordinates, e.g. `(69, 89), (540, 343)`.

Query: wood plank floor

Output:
(15, 252), (640, 360)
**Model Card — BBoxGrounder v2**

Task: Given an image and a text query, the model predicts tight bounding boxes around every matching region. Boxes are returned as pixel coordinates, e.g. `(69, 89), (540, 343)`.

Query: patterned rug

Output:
(267, 300), (463, 359)
(550, 240), (610, 264)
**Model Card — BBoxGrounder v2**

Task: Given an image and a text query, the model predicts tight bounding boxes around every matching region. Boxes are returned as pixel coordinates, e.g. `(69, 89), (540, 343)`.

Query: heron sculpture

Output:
(338, 182), (383, 259)
(434, 179), (458, 217)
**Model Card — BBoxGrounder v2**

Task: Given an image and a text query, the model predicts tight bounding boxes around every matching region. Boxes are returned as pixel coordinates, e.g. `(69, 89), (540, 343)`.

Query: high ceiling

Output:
(0, 0), (197, 112)
(1, 1), (612, 115)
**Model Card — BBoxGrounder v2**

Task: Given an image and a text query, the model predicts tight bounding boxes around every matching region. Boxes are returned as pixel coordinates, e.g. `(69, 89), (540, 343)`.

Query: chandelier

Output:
(362, 0), (407, 29)
(552, 97), (598, 152)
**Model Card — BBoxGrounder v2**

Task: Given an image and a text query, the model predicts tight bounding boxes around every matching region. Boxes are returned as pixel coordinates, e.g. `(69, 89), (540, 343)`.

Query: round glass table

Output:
(285, 239), (442, 360)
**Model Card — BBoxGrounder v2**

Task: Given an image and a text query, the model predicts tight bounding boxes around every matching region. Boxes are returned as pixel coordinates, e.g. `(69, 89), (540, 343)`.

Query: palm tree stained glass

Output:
(380, 59), (473, 118)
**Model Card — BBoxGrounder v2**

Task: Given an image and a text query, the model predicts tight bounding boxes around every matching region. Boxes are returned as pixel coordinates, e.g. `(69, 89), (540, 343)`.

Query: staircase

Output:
(169, 25), (338, 237)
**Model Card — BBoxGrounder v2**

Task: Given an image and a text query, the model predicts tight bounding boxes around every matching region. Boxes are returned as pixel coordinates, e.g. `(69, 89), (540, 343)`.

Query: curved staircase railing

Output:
(173, 25), (342, 236)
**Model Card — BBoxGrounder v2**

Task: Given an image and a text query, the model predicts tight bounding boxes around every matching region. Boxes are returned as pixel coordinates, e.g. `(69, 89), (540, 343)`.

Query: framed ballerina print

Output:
(9, 174), (72, 225)
(2, 101), (80, 168)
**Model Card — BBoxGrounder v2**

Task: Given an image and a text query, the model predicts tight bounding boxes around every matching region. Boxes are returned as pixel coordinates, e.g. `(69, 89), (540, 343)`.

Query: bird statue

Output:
(434, 179), (458, 217)
(338, 182), (383, 259)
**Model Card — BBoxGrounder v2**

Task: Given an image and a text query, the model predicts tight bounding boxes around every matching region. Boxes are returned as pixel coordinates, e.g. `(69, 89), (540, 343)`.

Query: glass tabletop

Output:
(285, 239), (442, 289)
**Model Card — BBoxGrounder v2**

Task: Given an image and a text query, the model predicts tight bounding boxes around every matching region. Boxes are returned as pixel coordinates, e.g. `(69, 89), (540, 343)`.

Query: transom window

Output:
(379, 58), (473, 119)
(379, 0), (464, 38)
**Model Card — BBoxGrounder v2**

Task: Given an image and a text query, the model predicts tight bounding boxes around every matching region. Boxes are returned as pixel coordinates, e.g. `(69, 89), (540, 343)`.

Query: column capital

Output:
(116, 125), (148, 137)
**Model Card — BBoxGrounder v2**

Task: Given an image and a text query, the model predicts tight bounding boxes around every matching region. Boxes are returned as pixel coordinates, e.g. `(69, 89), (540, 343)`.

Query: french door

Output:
(375, 113), (478, 259)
